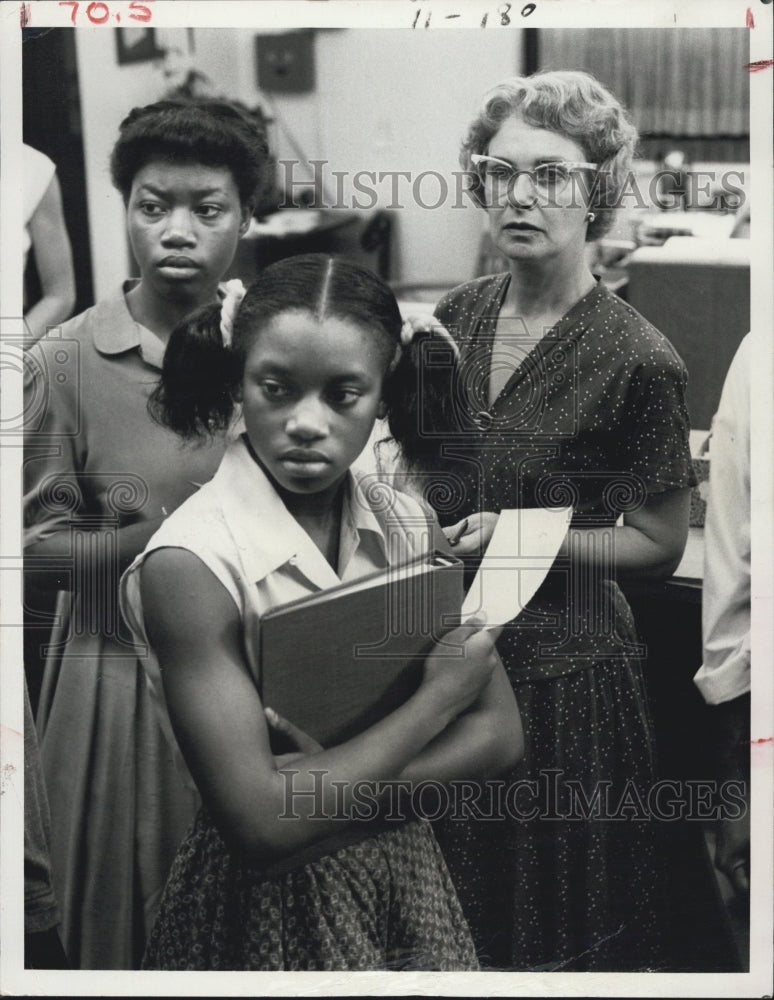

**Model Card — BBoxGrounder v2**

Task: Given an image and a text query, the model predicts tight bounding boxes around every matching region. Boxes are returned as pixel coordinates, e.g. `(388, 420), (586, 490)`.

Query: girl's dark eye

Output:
(260, 380), (291, 400)
(197, 204), (223, 219)
(139, 202), (165, 217)
(328, 389), (361, 407)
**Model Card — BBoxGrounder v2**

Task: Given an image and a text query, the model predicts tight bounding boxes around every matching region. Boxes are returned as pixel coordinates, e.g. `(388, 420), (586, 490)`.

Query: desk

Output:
(674, 525), (704, 583)
(625, 527), (744, 971)
(624, 529), (706, 777)
(624, 526), (706, 773)
(623, 525), (703, 610)
(225, 209), (389, 283)
(247, 208), (359, 244)
(635, 210), (738, 244)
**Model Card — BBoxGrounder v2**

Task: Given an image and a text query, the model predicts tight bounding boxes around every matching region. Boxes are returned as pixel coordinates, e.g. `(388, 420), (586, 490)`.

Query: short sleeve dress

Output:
(24, 285), (229, 969)
(427, 274), (697, 971)
(120, 436), (478, 972)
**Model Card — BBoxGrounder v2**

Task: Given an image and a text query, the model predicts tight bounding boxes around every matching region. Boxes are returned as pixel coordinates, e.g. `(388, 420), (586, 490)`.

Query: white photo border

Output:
(1, 1), (771, 995)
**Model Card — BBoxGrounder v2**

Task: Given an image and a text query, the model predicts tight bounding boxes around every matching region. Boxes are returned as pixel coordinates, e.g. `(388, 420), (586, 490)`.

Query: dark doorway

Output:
(23, 29), (93, 714)
(23, 28), (94, 316)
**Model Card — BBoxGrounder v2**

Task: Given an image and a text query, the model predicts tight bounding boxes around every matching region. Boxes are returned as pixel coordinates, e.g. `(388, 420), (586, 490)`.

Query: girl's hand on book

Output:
(421, 616), (503, 720)
(265, 706), (323, 769)
(443, 512), (499, 555)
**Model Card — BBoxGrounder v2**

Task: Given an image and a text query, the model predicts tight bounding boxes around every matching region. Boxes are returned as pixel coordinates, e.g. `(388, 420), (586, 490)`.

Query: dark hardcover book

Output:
(259, 551), (464, 747)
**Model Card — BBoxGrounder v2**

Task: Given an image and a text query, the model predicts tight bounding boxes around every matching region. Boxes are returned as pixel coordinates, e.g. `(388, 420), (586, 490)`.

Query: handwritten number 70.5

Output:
(58, 1), (153, 25)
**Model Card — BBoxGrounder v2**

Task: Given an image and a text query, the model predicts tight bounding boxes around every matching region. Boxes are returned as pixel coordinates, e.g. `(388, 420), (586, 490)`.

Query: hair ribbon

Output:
(400, 316), (460, 360)
(219, 278), (246, 348)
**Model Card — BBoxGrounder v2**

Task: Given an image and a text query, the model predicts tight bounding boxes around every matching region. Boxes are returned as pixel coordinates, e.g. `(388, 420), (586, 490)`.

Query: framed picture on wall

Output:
(115, 27), (163, 64)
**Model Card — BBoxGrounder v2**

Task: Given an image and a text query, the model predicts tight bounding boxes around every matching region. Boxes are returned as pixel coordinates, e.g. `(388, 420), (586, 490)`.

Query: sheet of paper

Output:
(461, 508), (572, 627)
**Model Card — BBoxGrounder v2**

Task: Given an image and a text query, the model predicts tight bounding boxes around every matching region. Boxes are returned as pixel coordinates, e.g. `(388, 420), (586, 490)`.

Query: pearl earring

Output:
(586, 211), (596, 223)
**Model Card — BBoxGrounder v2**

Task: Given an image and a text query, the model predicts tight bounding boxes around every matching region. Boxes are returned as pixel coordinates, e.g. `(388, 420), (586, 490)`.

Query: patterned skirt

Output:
(434, 582), (666, 972)
(143, 810), (478, 971)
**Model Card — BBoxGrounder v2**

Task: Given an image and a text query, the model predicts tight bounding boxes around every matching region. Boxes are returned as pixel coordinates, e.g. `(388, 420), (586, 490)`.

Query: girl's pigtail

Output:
(382, 323), (461, 471)
(149, 300), (240, 440)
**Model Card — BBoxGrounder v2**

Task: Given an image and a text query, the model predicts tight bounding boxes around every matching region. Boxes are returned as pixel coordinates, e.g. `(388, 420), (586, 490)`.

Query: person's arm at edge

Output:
(24, 173), (76, 348)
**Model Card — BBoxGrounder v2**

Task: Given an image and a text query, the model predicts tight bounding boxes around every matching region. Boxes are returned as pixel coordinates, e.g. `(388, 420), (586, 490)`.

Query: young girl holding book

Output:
(120, 254), (522, 971)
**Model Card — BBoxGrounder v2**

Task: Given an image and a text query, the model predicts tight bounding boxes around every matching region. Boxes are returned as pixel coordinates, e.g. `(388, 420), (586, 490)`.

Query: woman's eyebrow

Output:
(484, 155), (573, 167)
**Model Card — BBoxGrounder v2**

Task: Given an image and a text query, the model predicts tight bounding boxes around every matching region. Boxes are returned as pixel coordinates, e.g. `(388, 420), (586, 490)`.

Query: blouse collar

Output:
(91, 280), (225, 371)
(211, 436), (389, 592)
(91, 280), (168, 369)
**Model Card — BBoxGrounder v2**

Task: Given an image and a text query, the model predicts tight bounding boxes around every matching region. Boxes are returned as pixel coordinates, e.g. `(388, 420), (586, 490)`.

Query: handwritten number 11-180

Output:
(412, 3), (536, 28)
(58, 1), (153, 24)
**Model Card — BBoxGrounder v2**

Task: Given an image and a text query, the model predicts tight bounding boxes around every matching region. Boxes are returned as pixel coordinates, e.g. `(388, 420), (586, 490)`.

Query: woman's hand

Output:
(264, 706), (323, 769)
(443, 512), (499, 555)
(420, 616), (503, 721)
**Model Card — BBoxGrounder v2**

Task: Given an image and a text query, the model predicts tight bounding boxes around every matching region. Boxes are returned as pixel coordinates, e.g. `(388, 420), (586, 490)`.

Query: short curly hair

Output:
(460, 70), (638, 240)
(110, 99), (269, 207)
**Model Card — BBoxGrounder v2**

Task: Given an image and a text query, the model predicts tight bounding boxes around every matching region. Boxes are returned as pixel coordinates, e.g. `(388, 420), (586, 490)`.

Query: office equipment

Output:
(627, 236), (750, 430)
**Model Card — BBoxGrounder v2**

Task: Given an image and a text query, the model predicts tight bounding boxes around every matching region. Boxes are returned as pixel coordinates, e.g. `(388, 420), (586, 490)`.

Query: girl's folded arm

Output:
(398, 655), (523, 786)
(140, 547), (493, 863)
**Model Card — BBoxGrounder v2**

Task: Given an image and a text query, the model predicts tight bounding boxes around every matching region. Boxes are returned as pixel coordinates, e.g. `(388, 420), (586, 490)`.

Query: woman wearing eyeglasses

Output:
(395, 71), (695, 970)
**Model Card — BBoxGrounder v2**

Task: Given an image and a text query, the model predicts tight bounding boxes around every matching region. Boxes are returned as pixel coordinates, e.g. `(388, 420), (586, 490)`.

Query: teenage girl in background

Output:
(24, 99), (267, 968)
(120, 254), (523, 971)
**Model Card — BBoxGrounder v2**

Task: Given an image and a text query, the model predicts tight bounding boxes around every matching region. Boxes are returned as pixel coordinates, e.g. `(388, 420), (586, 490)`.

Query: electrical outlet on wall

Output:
(255, 31), (315, 93)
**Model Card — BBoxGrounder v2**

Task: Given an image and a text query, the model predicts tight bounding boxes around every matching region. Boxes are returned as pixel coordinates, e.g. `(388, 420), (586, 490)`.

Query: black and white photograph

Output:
(1, 1), (772, 995)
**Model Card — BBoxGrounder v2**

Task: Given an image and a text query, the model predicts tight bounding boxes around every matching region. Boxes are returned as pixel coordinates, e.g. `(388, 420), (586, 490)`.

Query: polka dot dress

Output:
(142, 811), (478, 971)
(425, 274), (697, 971)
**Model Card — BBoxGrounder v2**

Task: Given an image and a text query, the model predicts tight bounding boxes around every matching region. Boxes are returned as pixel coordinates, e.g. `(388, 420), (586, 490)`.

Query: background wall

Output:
(74, 27), (521, 300)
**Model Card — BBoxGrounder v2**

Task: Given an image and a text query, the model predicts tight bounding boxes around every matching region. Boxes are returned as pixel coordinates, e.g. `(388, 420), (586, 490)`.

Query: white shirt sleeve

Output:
(23, 144), (57, 267)
(694, 333), (751, 705)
